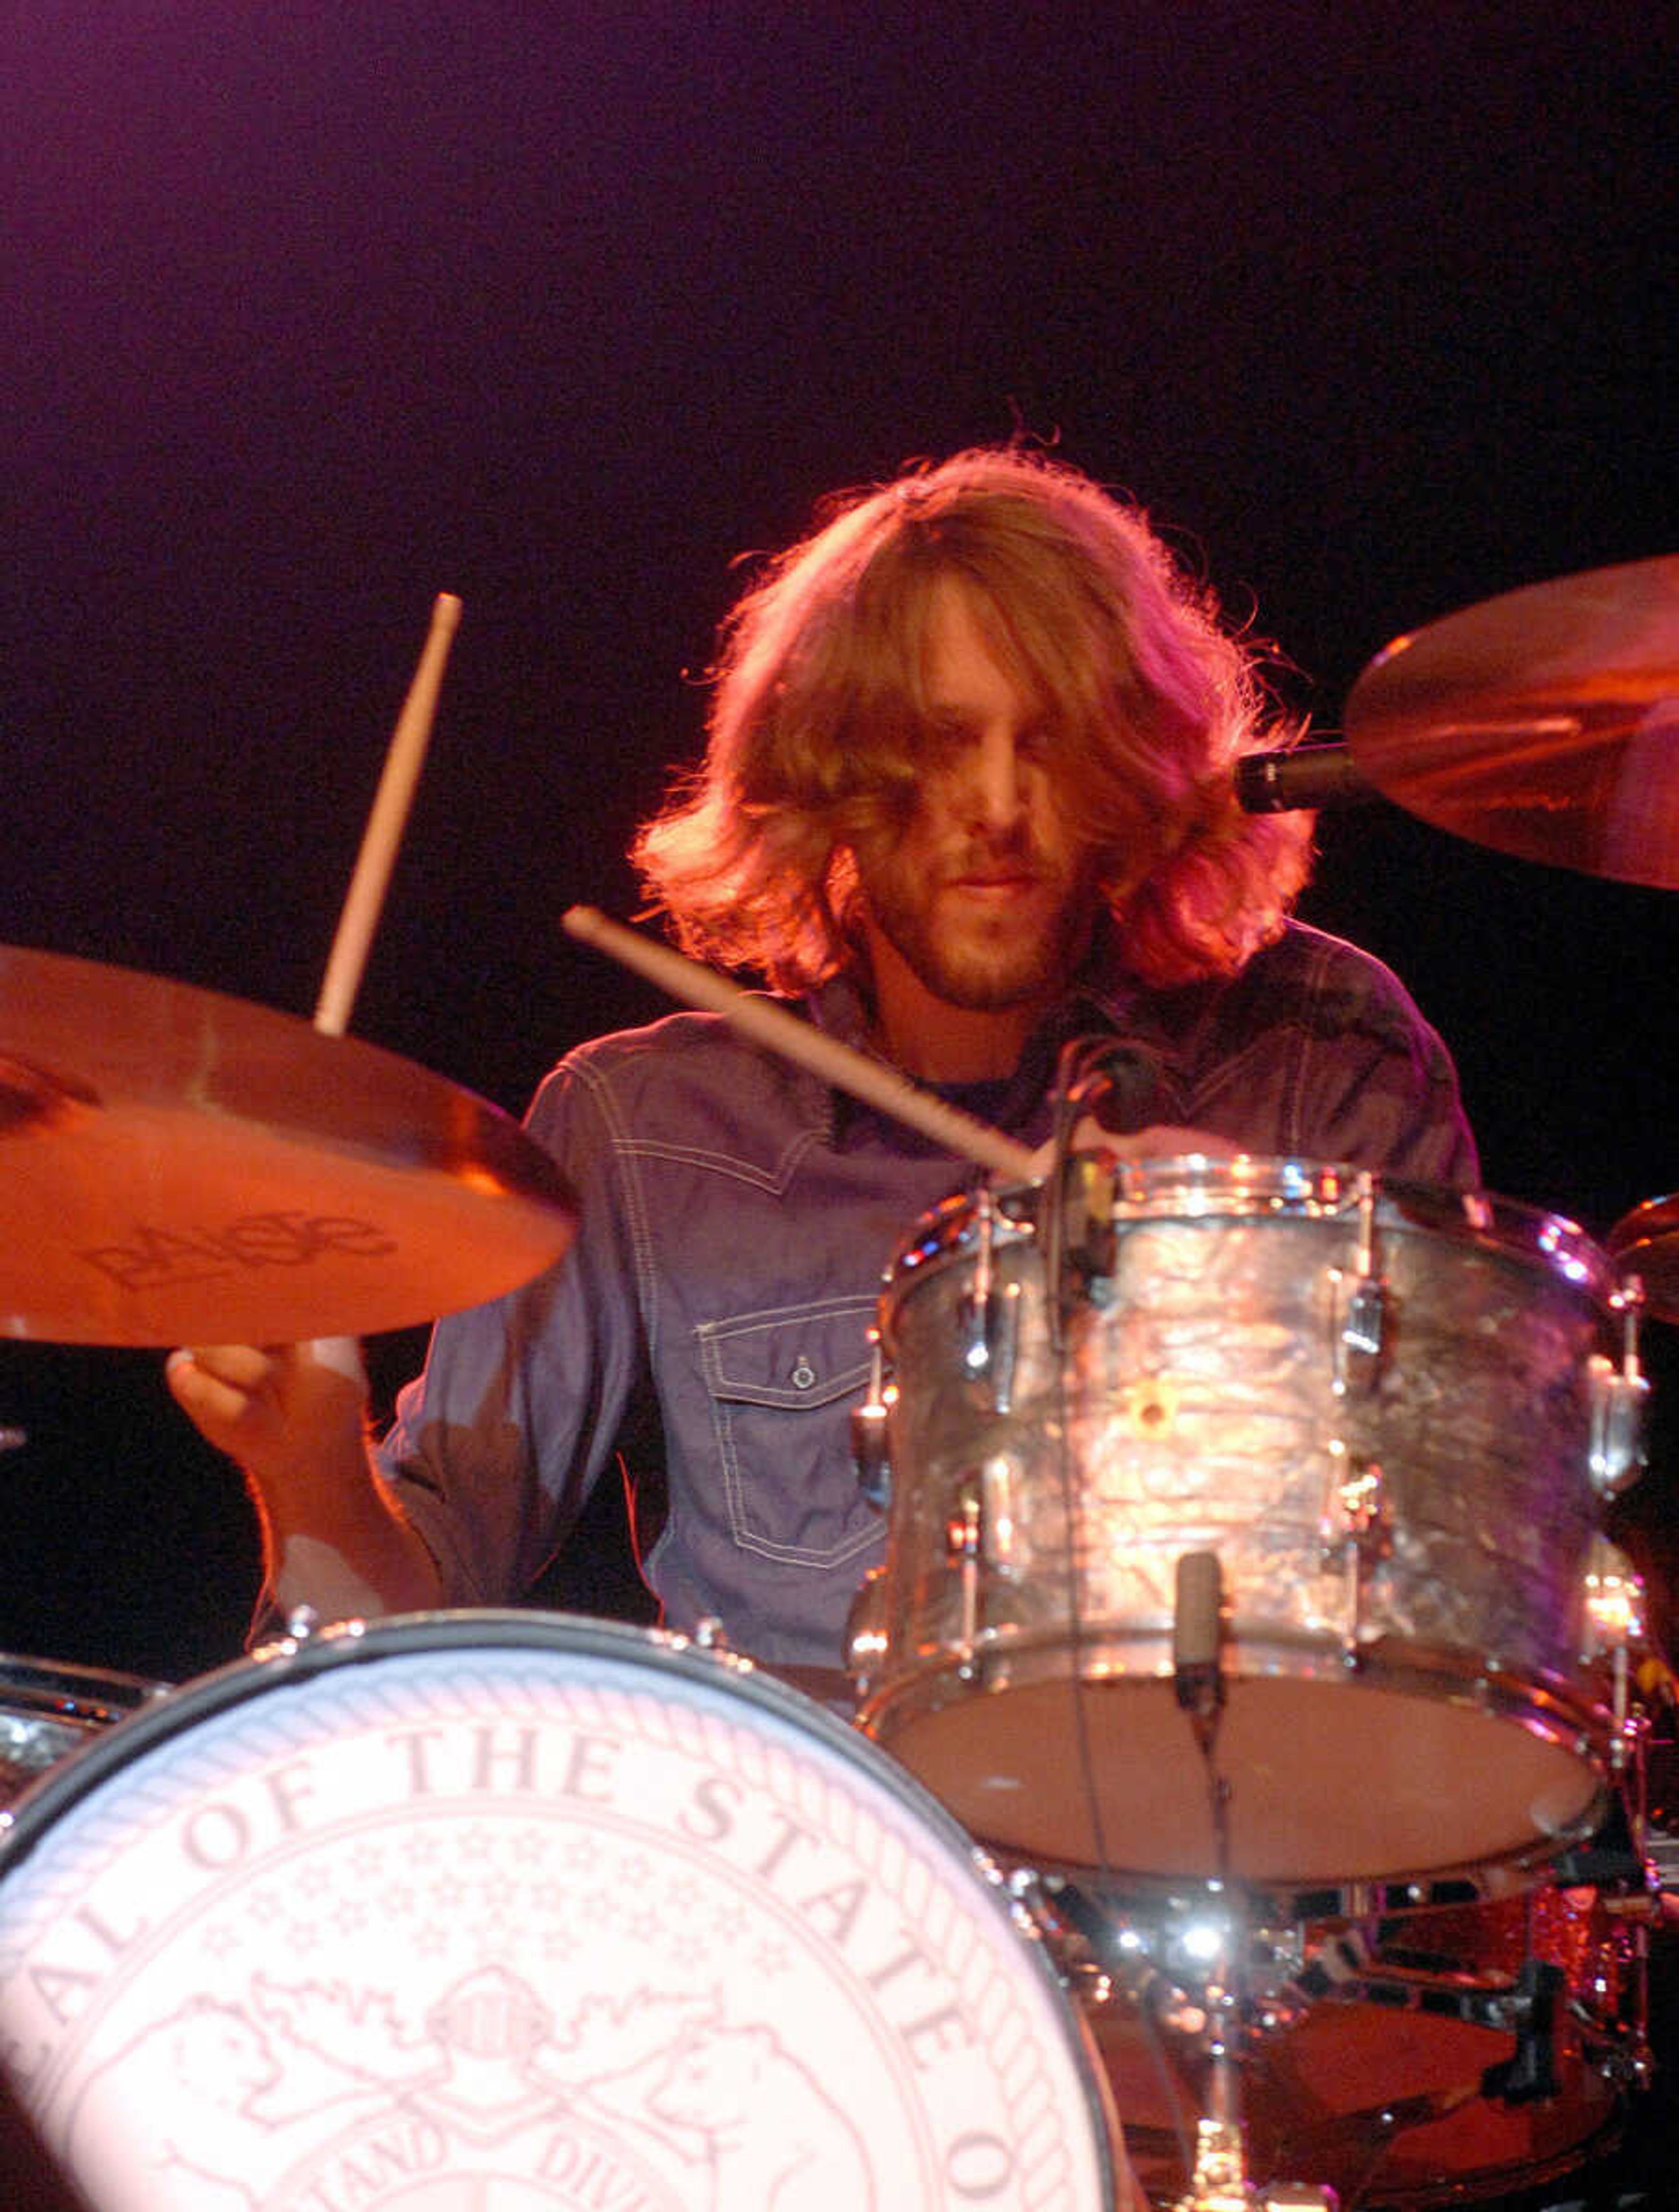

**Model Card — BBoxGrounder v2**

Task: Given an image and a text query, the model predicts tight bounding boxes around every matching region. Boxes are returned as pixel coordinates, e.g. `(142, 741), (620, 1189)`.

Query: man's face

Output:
(851, 577), (1099, 1024)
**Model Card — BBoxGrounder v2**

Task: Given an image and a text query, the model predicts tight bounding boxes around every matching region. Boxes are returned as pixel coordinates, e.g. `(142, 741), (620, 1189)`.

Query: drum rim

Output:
(888, 1154), (1618, 1303)
(0, 1608), (944, 1857)
(0, 1605), (1123, 2205)
(857, 1630), (1612, 1892)
(0, 1651), (167, 1725)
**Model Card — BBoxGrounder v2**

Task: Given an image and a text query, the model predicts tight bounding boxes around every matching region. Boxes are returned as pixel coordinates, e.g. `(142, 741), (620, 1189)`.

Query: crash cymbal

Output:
(1608, 1194), (1679, 1327)
(1345, 555), (1679, 888)
(0, 946), (575, 1345)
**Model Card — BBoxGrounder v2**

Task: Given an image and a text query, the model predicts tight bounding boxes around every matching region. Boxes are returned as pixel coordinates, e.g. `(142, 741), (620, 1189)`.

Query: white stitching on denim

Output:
(570, 1058), (661, 1361)
(617, 1124), (824, 1196)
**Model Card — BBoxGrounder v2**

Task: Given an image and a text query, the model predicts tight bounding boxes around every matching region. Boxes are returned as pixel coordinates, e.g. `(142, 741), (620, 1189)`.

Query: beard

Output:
(853, 832), (1099, 1014)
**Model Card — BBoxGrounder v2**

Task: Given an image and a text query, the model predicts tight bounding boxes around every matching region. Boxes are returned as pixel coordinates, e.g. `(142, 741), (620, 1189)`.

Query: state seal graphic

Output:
(0, 1615), (1118, 2210)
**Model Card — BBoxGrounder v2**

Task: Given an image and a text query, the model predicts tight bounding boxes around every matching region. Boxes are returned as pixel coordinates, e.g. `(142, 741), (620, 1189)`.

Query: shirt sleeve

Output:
(373, 1054), (651, 1605)
(1287, 935), (1482, 1186)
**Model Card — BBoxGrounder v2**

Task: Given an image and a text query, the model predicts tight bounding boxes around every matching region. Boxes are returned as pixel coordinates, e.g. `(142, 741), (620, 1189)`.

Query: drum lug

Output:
(947, 1474), (985, 1665)
(1338, 1274), (1390, 1378)
(843, 1565), (888, 1689)
(958, 1187), (1022, 1412)
(937, 1456), (1030, 1670)
(1318, 1454), (1390, 1563)
(1319, 1452), (1391, 1659)
(851, 1333), (894, 1510)
(1588, 1281), (1650, 1497)
(1330, 1174), (1390, 1396)
(958, 1277), (1022, 1412)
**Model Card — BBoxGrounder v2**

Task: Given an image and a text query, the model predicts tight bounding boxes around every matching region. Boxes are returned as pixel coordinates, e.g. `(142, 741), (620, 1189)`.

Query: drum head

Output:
(0, 1612), (1118, 2212)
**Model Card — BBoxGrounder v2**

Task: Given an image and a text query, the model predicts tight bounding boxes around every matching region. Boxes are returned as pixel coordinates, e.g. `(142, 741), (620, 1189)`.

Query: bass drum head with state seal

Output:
(0, 1611), (1125, 2212)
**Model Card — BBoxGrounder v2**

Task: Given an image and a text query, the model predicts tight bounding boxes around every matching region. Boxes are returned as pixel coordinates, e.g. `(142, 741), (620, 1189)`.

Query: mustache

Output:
(943, 830), (1047, 878)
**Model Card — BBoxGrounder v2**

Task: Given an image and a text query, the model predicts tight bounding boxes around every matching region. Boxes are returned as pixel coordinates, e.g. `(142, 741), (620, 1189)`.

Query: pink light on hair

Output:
(634, 446), (1313, 992)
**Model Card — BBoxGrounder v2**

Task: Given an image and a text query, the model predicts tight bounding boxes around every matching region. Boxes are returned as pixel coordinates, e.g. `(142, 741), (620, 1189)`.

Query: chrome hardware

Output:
(1319, 1450), (1391, 1660)
(977, 1450), (1021, 1574)
(845, 1566), (885, 1681)
(1339, 1274), (1390, 1365)
(851, 1333), (894, 1510)
(1588, 1279), (1649, 1498)
(946, 1472), (984, 1664)
(1581, 1532), (1648, 1771)
(1320, 1191), (1392, 1658)
(958, 1186), (1024, 1412)
(843, 1566), (888, 1688)
(1174, 2111), (1247, 2212)
(1330, 1173), (1390, 1394)
(1319, 1453), (1390, 1565)
(1581, 1533), (1646, 1662)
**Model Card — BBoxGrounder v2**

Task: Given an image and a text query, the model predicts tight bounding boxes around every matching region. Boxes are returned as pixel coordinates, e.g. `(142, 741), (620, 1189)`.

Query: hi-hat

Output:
(1345, 555), (1679, 888)
(0, 946), (575, 1345)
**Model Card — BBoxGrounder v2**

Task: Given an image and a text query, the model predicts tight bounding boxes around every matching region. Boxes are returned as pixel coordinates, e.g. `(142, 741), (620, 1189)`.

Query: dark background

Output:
(1, 0), (1674, 1665)
(0, 5), (1676, 2204)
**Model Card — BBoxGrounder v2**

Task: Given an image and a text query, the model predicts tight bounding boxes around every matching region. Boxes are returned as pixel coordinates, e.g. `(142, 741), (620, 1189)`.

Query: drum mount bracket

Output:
(1319, 1452), (1393, 1662)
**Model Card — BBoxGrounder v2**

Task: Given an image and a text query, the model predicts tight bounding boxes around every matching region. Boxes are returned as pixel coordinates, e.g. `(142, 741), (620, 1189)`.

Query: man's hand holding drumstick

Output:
(167, 595), (463, 1626)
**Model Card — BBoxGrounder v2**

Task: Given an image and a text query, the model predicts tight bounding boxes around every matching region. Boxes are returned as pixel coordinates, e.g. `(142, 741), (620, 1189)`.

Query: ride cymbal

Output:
(0, 946), (575, 1345)
(1345, 555), (1679, 888)
(1608, 1194), (1679, 1327)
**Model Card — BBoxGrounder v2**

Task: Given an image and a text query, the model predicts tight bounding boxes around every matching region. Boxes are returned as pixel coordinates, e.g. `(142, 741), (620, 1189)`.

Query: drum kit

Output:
(0, 556), (1676, 2211)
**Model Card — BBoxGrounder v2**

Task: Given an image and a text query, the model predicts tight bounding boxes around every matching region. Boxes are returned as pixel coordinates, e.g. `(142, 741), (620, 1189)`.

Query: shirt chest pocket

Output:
(696, 1297), (879, 1568)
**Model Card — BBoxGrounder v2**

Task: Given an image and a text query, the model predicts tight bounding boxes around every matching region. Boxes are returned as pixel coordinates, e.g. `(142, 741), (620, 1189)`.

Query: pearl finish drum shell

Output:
(859, 1160), (1620, 1886)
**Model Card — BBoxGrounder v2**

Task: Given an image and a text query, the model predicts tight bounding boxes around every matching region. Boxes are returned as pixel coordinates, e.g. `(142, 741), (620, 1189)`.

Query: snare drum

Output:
(853, 1159), (1627, 1887)
(0, 1612), (1124, 2212)
(1022, 1866), (1639, 2209)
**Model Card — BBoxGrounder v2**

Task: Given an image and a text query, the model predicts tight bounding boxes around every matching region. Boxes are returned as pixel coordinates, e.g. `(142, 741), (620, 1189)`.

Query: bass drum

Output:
(0, 1611), (1126, 2212)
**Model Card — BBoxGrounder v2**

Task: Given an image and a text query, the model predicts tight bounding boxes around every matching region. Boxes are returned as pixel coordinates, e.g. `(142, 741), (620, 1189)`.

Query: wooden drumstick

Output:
(561, 904), (1038, 1180)
(314, 593), (463, 1039)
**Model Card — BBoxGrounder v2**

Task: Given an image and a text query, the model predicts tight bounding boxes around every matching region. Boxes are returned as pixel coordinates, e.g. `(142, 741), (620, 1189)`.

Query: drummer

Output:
(167, 444), (1478, 1671)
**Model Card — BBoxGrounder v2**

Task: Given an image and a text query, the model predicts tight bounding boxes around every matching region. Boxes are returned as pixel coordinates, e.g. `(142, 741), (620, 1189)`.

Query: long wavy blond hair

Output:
(634, 446), (1313, 993)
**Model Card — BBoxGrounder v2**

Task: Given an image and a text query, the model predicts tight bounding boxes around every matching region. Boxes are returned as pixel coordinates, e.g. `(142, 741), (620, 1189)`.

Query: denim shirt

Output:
(378, 920), (1478, 1668)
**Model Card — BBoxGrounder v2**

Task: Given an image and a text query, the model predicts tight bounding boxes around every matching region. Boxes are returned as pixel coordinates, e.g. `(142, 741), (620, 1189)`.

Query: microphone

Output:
(1173, 1549), (1226, 1732)
(1054, 1037), (1171, 1128)
(1236, 741), (1374, 813)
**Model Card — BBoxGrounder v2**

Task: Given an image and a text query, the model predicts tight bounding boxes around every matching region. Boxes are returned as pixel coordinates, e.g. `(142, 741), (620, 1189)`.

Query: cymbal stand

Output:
(1578, 1277), (1660, 2089)
(1576, 1511), (1660, 2094)
(1170, 1552), (1336, 2212)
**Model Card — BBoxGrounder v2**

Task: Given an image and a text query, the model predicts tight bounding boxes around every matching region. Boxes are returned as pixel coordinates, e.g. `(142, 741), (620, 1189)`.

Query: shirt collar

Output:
(804, 935), (1165, 1151)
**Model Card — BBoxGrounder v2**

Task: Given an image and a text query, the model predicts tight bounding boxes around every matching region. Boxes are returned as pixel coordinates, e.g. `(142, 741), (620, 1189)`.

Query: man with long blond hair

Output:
(169, 445), (1476, 1667)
